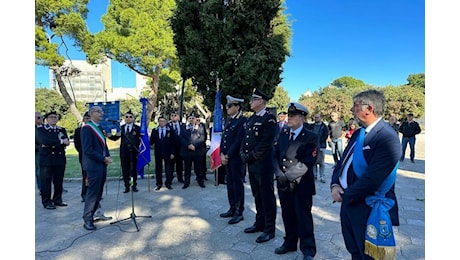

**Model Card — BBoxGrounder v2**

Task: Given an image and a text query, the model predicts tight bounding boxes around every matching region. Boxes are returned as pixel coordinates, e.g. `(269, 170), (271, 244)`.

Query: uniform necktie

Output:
(174, 124), (178, 135)
(161, 129), (164, 139)
(290, 132), (295, 142)
(126, 125), (130, 133)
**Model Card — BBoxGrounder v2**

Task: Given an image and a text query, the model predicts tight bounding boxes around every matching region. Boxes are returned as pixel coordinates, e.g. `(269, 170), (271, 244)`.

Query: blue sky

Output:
(34, 0), (425, 101)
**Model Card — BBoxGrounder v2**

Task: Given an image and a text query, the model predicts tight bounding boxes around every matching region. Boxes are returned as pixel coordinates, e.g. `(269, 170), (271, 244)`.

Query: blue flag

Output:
(136, 97), (151, 178)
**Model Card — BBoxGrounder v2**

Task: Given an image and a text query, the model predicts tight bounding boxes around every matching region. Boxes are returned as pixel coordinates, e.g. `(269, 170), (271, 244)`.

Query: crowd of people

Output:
(35, 88), (422, 259)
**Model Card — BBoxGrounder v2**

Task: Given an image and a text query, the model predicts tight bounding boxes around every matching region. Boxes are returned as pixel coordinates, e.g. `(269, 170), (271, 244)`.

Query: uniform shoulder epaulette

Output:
(37, 125), (43, 128)
(44, 124), (51, 130)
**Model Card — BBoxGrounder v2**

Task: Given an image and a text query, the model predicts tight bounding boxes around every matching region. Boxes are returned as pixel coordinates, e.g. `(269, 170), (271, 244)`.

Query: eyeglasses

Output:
(171, 114), (178, 116)
(94, 110), (103, 113)
(250, 97), (262, 101)
(226, 103), (235, 108)
(125, 115), (133, 118)
(36, 116), (42, 119)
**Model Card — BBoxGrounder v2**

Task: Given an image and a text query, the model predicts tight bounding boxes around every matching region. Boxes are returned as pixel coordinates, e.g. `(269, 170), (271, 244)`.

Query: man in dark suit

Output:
(150, 116), (175, 190)
(240, 88), (278, 244)
(180, 112), (207, 189)
(81, 106), (113, 230)
(168, 111), (185, 183)
(36, 111), (70, 209)
(74, 111), (90, 202)
(219, 95), (247, 225)
(331, 89), (401, 260)
(273, 102), (319, 260)
(109, 110), (141, 193)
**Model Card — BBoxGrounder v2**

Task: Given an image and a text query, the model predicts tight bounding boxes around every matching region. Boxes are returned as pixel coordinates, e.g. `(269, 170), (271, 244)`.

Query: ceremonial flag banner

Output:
(207, 90), (223, 171)
(136, 98), (151, 178)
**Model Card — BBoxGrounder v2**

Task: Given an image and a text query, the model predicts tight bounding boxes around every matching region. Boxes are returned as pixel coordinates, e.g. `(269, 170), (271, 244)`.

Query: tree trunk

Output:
(146, 64), (162, 123)
(53, 69), (82, 122)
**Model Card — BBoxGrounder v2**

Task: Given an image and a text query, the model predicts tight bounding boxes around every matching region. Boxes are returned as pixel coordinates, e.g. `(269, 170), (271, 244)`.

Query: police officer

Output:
(240, 88), (278, 243)
(219, 95), (247, 224)
(36, 111), (70, 209)
(273, 102), (319, 260)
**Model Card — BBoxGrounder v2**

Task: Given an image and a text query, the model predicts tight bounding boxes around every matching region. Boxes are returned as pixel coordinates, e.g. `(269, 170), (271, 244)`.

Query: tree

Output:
(171, 0), (291, 111)
(35, 88), (86, 136)
(331, 76), (365, 89)
(87, 0), (177, 122)
(268, 86), (290, 113)
(406, 73), (425, 93)
(35, 0), (93, 122)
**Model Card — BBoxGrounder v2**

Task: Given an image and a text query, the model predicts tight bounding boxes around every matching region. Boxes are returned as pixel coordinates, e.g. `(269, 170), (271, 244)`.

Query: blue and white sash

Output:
(353, 128), (398, 260)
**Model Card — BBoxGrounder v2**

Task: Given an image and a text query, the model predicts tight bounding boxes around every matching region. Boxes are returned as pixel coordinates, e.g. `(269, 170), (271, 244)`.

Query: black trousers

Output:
(248, 168), (276, 234)
(154, 155), (173, 186)
(278, 188), (316, 257)
(225, 159), (245, 214)
(171, 152), (184, 181)
(82, 168), (107, 222)
(183, 152), (204, 184)
(121, 154), (138, 188)
(40, 164), (65, 206)
(340, 201), (374, 260)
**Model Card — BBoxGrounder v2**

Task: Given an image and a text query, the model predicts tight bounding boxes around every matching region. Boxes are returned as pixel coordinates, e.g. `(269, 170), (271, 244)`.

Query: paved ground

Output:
(35, 134), (425, 260)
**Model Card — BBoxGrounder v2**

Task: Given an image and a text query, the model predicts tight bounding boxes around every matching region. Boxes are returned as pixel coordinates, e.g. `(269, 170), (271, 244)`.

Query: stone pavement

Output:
(35, 134), (425, 260)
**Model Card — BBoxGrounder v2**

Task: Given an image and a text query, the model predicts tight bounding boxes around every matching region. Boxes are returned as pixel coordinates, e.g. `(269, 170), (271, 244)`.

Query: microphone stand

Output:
(109, 128), (152, 231)
(110, 177), (151, 231)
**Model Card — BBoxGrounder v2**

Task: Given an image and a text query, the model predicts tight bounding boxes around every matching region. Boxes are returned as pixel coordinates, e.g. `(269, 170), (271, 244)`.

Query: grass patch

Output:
(64, 139), (210, 179)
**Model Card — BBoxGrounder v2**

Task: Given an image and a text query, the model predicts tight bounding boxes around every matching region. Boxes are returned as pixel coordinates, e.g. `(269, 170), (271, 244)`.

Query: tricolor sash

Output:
(353, 128), (398, 260)
(84, 121), (106, 147)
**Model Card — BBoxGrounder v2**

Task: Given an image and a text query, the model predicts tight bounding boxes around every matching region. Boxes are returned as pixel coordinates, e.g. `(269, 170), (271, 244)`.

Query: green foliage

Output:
(406, 73), (425, 92)
(89, 0), (177, 77)
(35, 88), (88, 136)
(268, 86), (290, 113)
(172, 0), (291, 110)
(35, 0), (91, 68)
(331, 76), (365, 89)
(299, 76), (425, 124)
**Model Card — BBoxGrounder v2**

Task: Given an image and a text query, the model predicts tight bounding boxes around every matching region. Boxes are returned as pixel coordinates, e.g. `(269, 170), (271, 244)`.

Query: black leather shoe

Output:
(256, 232), (275, 243)
(219, 211), (234, 218)
(123, 188), (130, 193)
(132, 187), (139, 192)
(228, 215), (244, 224)
(303, 255), (314, 260)
(198, 182), (205, 188)
(275, 245), (297, 254)
(83, 221), (96, 230)
(182, 184), (189, 189)
(45, 204), (56, 210)
(155, 185), (162, 191)
(54, 202), (68, 207)
(166, 185), (173, 190)
(178, 179), (184, 183)
(244, 225), (263, 233)
(81, 198), (85, 202)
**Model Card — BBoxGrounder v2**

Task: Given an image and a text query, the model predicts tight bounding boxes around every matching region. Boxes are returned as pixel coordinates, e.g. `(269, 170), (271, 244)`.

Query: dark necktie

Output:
(161, 129), (164, 139)
(174, 124), (178, 135)
(289, 132), (295, 142)
(126, 125), (130, 133)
